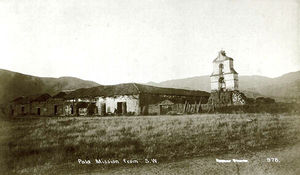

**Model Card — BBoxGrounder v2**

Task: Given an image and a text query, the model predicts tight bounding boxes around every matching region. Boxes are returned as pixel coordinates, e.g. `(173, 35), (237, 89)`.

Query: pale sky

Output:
(0, 0), (299, 85)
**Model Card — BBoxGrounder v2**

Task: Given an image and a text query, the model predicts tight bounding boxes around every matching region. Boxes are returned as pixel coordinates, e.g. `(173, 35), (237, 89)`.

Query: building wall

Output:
(223, 60), (232, 73)
(223, 74), (238, 91)
(10, 93), (208, 116)
(211, 74), (238, 91)
(11, 103), (31, 116)
(31, 102), (48, 116)
(45, 99), (65, 116)
(96, 95), (140, 115)
(210, 75), (219, 91)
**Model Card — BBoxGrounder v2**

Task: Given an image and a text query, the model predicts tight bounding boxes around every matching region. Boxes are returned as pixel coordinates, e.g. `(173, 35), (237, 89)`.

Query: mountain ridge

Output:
(0, 69), (100, 104)
(1, 68), (300, 104)
(146, 71), (300, 100)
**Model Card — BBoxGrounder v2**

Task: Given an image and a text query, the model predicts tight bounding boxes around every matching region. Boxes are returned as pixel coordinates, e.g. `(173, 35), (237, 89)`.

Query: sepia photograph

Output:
(0, 0), (299, 174)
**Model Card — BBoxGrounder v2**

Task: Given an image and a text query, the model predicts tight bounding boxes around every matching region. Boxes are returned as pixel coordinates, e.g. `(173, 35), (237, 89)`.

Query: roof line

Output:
(132, 83), (141, 94)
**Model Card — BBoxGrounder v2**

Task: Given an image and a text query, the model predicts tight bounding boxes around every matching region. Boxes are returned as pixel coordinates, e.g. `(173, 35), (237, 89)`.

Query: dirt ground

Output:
(77, 142), (300, 175)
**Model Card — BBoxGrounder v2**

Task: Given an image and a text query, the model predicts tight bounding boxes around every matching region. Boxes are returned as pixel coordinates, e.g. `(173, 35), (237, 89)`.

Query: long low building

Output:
(10, 83), (210, 116)
(10, 93), (51, 116)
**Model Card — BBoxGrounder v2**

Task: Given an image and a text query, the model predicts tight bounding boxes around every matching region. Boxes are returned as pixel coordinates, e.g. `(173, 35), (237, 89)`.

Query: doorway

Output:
(71, 105), (74, 115)
(218, 77), (226, 90)
(21, 106), (25, 114)
(117, 102), (127, 114)
(117, 102), (122, 114)
(37, 108), (41, 115)
(219, 63), (224, 74)
(100, 103), (106, 115)
(54, 105), (58, 115)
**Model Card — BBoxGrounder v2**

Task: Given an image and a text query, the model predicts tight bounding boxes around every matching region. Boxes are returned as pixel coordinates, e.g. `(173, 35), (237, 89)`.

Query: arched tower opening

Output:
(219, 63), (224, 74)
(218, 77), (226, 91)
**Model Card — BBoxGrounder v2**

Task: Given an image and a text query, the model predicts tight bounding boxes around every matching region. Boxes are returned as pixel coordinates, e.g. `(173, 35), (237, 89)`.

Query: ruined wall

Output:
(78, 108), (87, 116)
(148, 104), (160, 115)
(139, 93), (208, 115)
(208, 91), (232, 105)
(148, 104), (185, 115)
(232, 91), (247, 105)
(208, 90), (247, 105)
(139, 94), (207, 106)
(63, 103), (74, 116)
(142, 94), (205, 115)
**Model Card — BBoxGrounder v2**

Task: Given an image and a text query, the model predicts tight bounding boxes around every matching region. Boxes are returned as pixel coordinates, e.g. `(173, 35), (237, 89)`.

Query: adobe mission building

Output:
(10, 50), (246, 116)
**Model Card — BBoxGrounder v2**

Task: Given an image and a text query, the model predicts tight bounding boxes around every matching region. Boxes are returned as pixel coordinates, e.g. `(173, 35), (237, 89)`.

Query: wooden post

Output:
(197, 100), (202, 113)
(183, 100), (187, 113)
(186, 103), (189, 113)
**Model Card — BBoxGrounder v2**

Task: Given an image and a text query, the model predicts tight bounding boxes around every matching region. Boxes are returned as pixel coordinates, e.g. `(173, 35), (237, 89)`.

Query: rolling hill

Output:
(147, 71), (300, 101)
(1, 68), (300, 105)
(0, 69), (99, 104)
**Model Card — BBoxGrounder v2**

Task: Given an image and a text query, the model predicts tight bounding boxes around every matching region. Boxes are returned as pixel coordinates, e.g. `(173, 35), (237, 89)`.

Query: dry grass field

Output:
(0, 113), (300, 175)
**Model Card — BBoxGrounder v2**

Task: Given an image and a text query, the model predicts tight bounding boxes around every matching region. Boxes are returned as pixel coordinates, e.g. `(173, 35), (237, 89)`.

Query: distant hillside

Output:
(1, 68), (299, 104)
(148, 76), (211, 91)
(0, 69), (99, 104)
(147, 71), (300, 101)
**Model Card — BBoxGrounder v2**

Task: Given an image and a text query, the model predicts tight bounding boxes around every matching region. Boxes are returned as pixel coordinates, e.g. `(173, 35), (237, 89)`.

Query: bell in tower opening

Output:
(210, 50), (238, 92)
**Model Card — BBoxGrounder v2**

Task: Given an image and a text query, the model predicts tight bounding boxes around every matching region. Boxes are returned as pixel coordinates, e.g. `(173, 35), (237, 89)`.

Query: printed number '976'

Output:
(267, 158), (280, 162)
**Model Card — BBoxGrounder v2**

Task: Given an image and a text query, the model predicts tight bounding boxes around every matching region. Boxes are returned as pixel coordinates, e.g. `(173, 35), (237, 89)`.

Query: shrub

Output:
(256, 97), (276, 104)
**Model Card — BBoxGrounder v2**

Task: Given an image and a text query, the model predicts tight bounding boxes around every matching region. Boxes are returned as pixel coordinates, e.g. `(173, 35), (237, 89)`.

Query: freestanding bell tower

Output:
(210, 50), (238, 91)
(208, 50), (246, 105)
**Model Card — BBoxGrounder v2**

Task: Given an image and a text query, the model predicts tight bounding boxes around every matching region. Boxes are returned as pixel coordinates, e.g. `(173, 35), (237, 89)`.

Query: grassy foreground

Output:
(1, 114), (300, 174)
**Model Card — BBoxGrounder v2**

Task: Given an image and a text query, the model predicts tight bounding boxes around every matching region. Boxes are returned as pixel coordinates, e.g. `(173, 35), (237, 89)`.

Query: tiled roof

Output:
(52, 91), (72, 99)
(12, 83), (210, 102)
(12, 93), (51, 104)
(64, 83), (210, 99)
